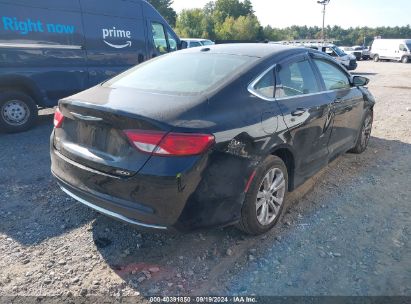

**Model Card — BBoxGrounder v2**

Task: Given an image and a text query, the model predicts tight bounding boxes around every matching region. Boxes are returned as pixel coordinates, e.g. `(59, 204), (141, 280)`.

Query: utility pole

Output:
(317, 0), (331, 43)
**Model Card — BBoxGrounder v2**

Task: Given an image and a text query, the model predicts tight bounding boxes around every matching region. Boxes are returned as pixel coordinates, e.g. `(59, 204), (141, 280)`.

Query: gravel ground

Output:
(0, 61), (410, 299)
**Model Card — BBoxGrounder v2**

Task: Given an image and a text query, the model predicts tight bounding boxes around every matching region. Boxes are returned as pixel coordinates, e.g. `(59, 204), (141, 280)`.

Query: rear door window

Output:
(190, 41), (203, 48)
(275, 59), (319, 98)
(314, 59), (351, 91)
(202, 40), (214, 46)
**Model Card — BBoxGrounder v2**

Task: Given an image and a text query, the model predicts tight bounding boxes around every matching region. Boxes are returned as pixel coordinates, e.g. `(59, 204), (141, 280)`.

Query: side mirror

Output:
(179, 41), (188, 50)
(352, 75), (369, 87)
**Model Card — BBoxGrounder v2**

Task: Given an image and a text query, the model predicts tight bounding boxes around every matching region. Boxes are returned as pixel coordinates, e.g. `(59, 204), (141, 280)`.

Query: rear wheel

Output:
(402, 56), (409, 64)
(350, 110), (373, 154)
(0, 91), (38, 133)
(373, 54), (379, 62)
(238, 155), (288, 235)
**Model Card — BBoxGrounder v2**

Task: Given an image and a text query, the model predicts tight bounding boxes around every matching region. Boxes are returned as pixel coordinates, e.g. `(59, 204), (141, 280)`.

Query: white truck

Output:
(370, 39), (411, 63)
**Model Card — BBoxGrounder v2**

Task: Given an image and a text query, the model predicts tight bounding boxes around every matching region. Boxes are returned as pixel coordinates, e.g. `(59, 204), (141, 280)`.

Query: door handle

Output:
(333, 98), (343, 104)
(291, 108), (307, 117)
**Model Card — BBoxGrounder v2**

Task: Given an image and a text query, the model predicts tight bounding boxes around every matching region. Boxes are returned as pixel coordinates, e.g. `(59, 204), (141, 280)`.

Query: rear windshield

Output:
(104, 53), (253, 94)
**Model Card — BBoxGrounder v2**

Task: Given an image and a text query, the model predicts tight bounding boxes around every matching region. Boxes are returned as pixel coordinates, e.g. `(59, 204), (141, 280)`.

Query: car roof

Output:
(179, 43), (307, 59)
(181, 38), (211, 41)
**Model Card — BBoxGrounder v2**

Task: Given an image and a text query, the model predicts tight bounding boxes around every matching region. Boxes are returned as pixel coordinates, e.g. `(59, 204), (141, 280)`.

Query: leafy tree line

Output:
(147, 0), (411, 46)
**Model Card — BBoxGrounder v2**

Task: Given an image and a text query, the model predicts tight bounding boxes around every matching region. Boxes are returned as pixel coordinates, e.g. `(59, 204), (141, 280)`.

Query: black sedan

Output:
(50, 44), (375, 235)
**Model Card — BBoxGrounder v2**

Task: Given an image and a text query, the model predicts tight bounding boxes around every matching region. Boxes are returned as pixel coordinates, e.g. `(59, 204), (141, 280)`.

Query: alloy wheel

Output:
(256, 168), (286, 226)
(361, 115), (372, 148)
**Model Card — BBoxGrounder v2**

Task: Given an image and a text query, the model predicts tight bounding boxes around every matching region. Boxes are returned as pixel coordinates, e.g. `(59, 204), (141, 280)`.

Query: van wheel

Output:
(402, 56), (409, 64)
(373, 55), (379, 62)
(237, 155), (288, 235)
(350, 110), (373, 154)
(0, 91), (38, 133)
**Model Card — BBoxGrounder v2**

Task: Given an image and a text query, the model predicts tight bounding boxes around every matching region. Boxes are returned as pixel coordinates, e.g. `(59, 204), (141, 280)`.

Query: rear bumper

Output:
(51, 145), (201, 229)
(56, 177), (168, 230)
(51, 136), (250, 231)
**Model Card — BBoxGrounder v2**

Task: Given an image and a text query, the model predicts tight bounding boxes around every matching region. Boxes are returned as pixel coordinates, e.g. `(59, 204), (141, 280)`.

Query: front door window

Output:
(151, 22), (168, 54)
(151, 22), (178, 55)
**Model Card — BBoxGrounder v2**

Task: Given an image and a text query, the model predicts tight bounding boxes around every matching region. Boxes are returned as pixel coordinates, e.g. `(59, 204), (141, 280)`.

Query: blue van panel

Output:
(0, 3), (84, 46)
(80, 0), (143, 19)
(0, 2), (87, 106)
(0, 0), (180, 108)
(0, 0), (81, 12)
(81, 13), (147, 85)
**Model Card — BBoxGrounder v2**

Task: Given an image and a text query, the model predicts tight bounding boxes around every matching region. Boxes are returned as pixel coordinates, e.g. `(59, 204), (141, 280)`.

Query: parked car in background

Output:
(353, 45), (371, 60)
(307, 44), (357, 70)
(340, 46), (362, 61)
(0, 0), (182, 133)
(51, 44), (375, 235)
(181, 38), (215, 48)
(272, 41), (357, 71)
(370, 39), (411, 63)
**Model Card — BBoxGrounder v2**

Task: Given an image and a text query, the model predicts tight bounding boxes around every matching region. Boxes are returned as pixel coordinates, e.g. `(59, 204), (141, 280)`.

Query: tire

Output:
(401, 56), (409, 64)
(373, 54), (379, 62)
(0, 91), (38, 133)
(237, 155), (288, 235)
(350, 110), (373, 154)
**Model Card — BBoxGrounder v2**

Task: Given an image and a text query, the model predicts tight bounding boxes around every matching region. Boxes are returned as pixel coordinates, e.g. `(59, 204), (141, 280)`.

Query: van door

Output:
(147, 21), (178, 59)
(80, 0), (148, 86)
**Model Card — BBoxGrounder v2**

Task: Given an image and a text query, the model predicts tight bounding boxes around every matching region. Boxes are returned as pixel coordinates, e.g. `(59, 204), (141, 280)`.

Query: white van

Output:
(370, 39), (411, 63)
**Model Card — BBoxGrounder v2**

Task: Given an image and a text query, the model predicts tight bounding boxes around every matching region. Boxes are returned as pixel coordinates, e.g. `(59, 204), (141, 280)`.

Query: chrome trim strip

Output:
(55, 150), (119, 179)
(60, 186), (167, 230)
(70, 112), (103, 121)
(248, 63), (355, 102)
(0, 43), (82, 50)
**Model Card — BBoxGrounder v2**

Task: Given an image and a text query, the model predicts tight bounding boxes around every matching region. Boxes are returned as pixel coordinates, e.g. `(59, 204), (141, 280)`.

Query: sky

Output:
(171, 0), (411, 29)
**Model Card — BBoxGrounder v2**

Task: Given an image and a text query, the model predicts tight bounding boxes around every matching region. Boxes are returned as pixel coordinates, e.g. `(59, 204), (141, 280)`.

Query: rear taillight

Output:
(124, 130), (215, 156)
(53, 108), (64, 128)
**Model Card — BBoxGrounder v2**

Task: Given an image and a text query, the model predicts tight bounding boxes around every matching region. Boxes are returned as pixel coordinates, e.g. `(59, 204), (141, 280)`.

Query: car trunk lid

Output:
(53, 100), (170, 176)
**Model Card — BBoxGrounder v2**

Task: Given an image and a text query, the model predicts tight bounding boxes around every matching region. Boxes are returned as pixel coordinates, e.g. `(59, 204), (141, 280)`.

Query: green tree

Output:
(216, 15), (261, 40)
(172, 1), (411, 45)
(175, 9), (207, 38)
(214, 0), (254, 23)
(146, 0), (177, 27)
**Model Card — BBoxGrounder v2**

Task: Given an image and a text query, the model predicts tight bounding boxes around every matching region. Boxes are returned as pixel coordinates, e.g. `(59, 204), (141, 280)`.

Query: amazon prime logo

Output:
(102, 27), (132, 49)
